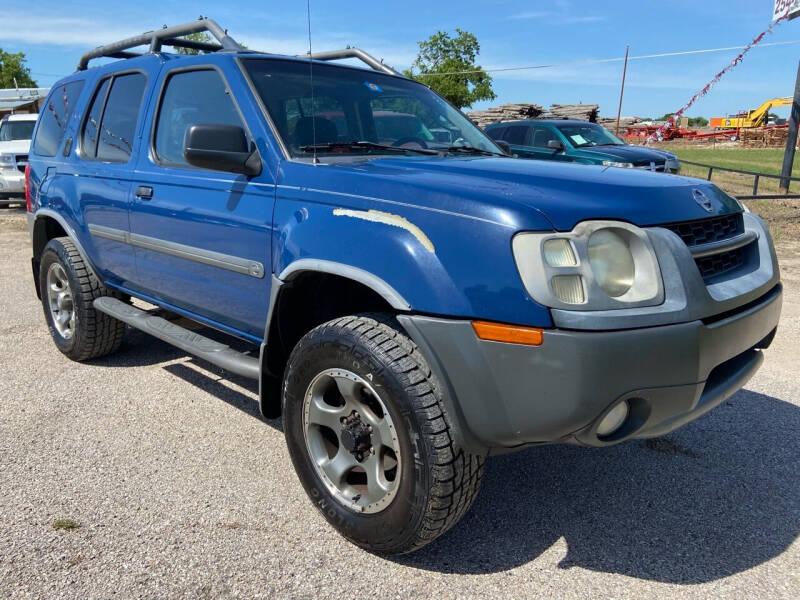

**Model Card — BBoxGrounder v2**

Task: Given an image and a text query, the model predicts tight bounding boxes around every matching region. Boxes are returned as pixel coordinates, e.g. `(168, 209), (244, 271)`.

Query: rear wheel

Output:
(39, 237), (125, 361)
(283, 314), (485, 554)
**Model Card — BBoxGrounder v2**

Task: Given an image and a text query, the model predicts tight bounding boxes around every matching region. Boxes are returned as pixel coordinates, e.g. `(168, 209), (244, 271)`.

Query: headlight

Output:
(588, 229), (635, 297)
(602, 160), (634, 168)
(512, 220), (663, 310)
(0, 153), (13, 167)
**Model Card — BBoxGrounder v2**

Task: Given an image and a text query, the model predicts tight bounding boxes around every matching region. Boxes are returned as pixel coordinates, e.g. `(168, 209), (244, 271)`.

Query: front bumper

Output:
(0, 169), (24, 195)
(399, 282), (781, 453)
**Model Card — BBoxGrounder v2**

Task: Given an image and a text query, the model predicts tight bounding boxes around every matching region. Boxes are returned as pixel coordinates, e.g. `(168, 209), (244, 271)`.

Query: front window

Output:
(0, 120), (35, 142)
(241, 58), (502, 158)
(556, 123), (625, 148)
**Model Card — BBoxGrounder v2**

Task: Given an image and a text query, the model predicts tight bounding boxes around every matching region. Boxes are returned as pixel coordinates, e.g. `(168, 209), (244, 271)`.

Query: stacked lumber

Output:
(597, 116), (639, 132)
(466, 103), (544, 127)
(740, 126), (797, 148)
(540, 104), (599, 122)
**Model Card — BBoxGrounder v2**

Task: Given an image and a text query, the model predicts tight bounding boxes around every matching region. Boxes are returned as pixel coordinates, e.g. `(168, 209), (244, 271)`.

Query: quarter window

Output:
(486, 127), (506, 142)
(154, 69), (245, 167)
(81, 73), (147, 162)
(504, 125), (529, 146)
(32, 80), (85, 157)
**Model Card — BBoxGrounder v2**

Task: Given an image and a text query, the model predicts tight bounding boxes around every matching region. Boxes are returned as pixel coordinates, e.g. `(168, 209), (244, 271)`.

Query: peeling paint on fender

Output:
(332, 208), (435, 253)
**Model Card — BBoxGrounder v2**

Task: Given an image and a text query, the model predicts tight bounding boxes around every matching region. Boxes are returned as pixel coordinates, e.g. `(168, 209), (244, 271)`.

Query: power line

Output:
(416, 39), (800, 77)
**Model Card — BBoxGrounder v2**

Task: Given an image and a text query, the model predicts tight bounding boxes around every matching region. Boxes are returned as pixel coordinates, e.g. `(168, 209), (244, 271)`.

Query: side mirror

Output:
(547, 139), (564, 151)
(184, 124), (261, 176)
(495, 140), (512, 155)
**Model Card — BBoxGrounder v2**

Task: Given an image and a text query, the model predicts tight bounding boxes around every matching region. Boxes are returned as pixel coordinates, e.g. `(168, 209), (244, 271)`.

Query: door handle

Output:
(135, 185), (153, 200)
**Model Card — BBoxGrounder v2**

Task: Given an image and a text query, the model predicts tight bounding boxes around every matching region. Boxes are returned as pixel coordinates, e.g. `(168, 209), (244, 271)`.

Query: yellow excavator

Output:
(710, 97), (793, 129)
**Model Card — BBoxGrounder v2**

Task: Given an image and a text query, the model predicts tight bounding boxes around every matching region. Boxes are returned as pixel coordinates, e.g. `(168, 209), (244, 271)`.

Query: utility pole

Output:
(779, 59), (800, 193)
(615, 45), (630, 137)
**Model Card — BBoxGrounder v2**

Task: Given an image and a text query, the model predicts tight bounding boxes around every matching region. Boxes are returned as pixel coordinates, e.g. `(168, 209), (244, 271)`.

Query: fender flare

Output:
(257, 259), (413, 419)
(32, 208), (99, 279)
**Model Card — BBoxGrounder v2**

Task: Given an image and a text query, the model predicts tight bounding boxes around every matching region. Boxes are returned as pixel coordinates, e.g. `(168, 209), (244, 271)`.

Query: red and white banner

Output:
(774, 0), (800, 21)
(646, 11), (792, 144)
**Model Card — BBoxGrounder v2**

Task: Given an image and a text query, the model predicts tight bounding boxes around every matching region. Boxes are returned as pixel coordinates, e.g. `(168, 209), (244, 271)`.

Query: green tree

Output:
(688, 116), (709, 127)
(0, 49), (37, 88)
(404, 29), (495, 110)
(175, 32), (247, 55)
(175, 32), (214, 55)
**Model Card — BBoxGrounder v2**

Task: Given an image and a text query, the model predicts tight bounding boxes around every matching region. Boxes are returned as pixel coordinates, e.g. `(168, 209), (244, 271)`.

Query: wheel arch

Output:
(258, 262), (411, 418)
(31, 210), (92, 299)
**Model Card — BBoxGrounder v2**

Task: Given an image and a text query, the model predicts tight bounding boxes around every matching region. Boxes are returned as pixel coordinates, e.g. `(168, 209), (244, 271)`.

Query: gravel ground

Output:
(0, 206), (798, 599)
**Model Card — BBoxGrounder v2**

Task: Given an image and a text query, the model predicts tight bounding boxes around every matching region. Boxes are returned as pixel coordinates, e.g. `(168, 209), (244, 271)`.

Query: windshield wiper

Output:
(446, 145), (504, 157)
(299, 141), (439, 155)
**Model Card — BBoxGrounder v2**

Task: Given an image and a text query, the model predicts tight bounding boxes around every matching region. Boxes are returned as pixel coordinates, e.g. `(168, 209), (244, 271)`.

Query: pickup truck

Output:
(26, 19), (782, 555)
(0, 113), (37, 205)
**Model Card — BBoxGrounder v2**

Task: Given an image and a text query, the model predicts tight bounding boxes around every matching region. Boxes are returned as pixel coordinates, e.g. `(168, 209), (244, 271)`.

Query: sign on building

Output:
(775, 0), (800, 20)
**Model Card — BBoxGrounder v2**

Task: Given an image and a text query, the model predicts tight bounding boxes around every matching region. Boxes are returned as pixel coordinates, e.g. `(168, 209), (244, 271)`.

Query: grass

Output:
(52, 519), (80, 531)
(648, 145), (800, 241)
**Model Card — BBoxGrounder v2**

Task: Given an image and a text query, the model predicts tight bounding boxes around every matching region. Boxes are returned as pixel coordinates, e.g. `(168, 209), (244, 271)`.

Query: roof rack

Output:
(307, 48), (404, 77)
(77, 17), (244, 71)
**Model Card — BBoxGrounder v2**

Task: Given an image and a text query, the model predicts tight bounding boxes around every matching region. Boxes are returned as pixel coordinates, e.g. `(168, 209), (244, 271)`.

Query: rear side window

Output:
(81, 73), (147, 163)
(32, 80), (85, 157)
(486, 126), (506, 141)
(154, 69), (245, 167)
(504, 125), (529, 146)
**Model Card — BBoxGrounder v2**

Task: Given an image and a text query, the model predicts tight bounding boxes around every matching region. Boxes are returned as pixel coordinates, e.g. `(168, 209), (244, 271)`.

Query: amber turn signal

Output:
(471, 321), (544, 346)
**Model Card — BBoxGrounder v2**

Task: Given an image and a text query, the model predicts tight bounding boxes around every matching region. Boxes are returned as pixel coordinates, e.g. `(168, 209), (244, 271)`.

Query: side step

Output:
(93, 296), (260, 380)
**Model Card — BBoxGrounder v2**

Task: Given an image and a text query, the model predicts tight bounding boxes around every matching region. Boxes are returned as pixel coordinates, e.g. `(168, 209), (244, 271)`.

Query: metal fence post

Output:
(753, 174), (760, 196)
(779, 60), (800, 193)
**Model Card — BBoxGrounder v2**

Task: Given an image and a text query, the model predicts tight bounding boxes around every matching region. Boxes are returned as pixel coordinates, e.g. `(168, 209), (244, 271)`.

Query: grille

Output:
(663, 213), (743, 247)
(695, 247), (746, 279)
(634, 161), (666, 172)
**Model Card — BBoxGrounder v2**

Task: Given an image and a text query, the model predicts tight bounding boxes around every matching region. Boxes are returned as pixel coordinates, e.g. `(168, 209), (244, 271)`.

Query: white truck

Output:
(0, 114), (37, 206)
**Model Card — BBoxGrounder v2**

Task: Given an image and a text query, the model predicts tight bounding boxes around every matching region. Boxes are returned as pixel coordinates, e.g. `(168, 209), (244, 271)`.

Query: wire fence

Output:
(681, 160), (800, 200)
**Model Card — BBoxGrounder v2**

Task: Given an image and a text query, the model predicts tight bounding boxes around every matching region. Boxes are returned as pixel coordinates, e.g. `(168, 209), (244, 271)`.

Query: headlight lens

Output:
(602, 160), (634, 168)
(588, 229), (635, 297)
(512, 221), (663, 310)
(0, 153), (13, 166)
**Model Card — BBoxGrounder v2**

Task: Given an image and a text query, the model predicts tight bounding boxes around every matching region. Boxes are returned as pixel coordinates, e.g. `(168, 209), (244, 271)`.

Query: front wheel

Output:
(283, 315), (484, 554)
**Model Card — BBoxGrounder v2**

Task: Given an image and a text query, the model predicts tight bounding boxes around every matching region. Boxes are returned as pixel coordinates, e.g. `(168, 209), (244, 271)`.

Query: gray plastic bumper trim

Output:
(402, 282), (781, 452)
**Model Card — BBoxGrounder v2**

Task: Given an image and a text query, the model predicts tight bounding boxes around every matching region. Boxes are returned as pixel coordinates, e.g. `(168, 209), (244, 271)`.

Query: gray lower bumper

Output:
(399, 283), (782, 453)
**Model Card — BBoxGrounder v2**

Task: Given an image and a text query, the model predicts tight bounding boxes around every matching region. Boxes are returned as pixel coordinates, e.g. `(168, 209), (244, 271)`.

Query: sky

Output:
(2, 0), (800, 120)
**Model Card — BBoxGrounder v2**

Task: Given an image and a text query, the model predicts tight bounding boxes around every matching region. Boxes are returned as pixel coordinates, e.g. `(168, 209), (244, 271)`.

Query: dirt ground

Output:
(0, 207), (798, 599)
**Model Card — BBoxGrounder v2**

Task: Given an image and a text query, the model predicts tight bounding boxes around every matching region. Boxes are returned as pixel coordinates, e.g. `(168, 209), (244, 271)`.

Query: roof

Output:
(0, 88), (49, 113)
(2, 113), (38, 121)
(485, 119), (600, 127)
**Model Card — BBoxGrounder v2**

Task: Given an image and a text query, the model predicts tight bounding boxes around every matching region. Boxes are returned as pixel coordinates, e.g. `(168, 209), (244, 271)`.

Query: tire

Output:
(283, 314), (484, 555)
(39, 237), (125, 361)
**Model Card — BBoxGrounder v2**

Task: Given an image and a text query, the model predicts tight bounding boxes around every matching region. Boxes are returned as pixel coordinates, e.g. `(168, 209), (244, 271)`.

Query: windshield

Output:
(242, 58), (502, 158)
(557, 123), (625, 148)
(0, 120), (35, 142)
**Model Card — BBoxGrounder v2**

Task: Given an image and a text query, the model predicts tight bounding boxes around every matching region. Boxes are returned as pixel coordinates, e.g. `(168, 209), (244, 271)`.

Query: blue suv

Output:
(27, 19), (781, 554)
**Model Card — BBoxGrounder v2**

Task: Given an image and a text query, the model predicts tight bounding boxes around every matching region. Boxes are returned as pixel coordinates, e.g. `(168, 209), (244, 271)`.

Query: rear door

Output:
(128, 62), (275, 341)
(73, 68), (154, 285)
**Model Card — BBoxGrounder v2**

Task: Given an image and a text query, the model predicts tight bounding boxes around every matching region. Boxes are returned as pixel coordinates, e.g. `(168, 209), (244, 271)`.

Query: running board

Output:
(93, 297), (260, 380)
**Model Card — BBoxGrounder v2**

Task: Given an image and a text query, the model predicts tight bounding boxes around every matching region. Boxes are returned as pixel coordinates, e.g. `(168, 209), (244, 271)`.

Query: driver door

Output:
(128, 64), (275, 341)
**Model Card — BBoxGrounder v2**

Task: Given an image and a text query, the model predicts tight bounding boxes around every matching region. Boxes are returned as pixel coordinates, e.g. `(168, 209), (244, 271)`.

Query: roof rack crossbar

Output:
(307, 48), (404, 77)
(77, 17), (243, 71)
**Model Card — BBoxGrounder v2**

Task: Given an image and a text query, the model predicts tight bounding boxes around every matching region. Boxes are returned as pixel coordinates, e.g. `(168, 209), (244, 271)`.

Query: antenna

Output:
(306, 0), (318, 164)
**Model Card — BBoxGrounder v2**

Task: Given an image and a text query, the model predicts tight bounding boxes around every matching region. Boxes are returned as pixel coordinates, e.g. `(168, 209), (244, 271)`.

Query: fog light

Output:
(597, 401), (629, 437)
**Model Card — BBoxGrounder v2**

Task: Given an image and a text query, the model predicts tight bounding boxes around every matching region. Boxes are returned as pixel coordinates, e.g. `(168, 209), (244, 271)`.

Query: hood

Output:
(0, 139), (31, 154)
(577, 144), (674, 164)
(327, 156), (739, 232)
